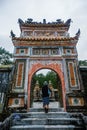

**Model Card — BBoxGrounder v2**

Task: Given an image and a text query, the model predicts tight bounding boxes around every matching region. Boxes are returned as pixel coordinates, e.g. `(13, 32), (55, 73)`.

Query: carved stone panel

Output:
(29, 60), (62, 72)
(32, 48), (60, 55)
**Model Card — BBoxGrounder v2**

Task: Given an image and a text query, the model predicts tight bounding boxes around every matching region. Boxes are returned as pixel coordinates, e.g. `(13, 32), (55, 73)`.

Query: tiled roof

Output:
(12, 36), (78, 41)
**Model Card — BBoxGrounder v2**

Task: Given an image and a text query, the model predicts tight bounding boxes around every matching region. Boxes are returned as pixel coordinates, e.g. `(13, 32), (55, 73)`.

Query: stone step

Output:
(10, 110), (84, 130)
(29, 107), (64, 112)
(20, 112), (70, 118)
(21, 117), (82, 125)
(9, 102), (85, 130)
(10, 125), (84, 130)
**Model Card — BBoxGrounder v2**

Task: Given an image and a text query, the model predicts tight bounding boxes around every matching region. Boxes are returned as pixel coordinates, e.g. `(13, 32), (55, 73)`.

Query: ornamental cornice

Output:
(18, 18), (71, 31)
(20, 24), (69, 30)
(12, 36), (77, 41)
(13, 42), (77, 47)
(13, 55), (77, 60)
(13, 38), (77, 47)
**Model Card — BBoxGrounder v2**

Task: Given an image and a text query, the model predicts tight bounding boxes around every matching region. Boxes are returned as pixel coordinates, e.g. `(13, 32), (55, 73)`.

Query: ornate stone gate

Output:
(8, 18), (85, 111)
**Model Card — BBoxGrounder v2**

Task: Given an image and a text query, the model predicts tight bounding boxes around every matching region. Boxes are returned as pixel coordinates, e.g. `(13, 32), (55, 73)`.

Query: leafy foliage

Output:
(0, 47), (13, 65)
(79, 60), (87, 66)
(32, 70), (59, 89)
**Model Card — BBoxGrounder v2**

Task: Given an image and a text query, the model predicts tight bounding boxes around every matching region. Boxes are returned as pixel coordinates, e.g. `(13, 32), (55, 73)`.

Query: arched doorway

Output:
(30, 68), (63, 108)
(27, 63), (66, 111)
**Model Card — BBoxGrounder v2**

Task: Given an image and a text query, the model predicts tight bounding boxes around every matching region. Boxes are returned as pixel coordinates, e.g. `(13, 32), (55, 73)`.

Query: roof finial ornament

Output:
(56, 19), (63, 24)
(18, 18), (24, 24)
(65, 19), (72, 26)
(26, 18), (33, 23)
(10, 30), (15, 38)
(75, 29), (80, 39)
(43, 19), (46, 24)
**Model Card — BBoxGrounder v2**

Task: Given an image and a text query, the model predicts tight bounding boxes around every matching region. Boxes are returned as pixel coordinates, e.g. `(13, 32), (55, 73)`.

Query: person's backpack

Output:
(48, 88), (51, 96)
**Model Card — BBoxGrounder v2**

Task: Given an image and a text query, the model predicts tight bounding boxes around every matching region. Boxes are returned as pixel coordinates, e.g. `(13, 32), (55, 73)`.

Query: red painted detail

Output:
(27, 63), (66, 111)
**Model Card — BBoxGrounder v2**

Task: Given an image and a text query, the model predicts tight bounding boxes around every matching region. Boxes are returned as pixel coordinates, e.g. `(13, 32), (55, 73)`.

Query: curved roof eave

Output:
(12, 36), (78, 42)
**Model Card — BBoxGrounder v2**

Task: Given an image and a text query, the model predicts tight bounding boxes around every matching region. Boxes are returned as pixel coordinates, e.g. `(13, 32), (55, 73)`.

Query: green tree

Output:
(46, 71), (58, 89)
(0, 47), (13, 65)
(32, 70), (58, 89)
(33, 73), (45, 88)
(79, 60), (87, 66)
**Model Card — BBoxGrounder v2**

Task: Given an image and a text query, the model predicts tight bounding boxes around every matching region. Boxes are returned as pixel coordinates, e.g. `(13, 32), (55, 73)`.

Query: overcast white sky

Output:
(0, 0), (87, 60)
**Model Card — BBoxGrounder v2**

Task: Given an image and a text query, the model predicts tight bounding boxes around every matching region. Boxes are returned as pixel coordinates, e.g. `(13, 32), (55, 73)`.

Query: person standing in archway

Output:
(42, 81), (51, 113)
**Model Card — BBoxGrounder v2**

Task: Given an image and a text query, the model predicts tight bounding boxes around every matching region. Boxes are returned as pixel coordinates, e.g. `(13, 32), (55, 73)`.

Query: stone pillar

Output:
(24, 59), (29, 105)
(62, 59), (69, 93)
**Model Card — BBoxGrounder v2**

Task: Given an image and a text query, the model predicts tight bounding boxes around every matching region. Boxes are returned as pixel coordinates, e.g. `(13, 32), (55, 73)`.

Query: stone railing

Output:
(0, 112), (26, 130)
(69, 113), (87, 129)
(0, 114), (13, 130)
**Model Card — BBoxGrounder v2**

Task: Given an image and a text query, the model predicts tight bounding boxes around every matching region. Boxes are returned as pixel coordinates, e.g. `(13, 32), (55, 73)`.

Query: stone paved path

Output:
(32, 101), (60, 108)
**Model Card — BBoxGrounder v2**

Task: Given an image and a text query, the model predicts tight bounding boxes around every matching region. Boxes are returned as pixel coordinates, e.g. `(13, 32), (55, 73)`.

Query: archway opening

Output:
(30, 68), (63, 107)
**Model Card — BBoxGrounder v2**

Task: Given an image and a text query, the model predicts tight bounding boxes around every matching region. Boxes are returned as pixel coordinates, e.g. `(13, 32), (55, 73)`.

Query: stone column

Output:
(62, 58), (69, 108)
(24, 59), (29, 105)
(62, 59), (69, 92)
